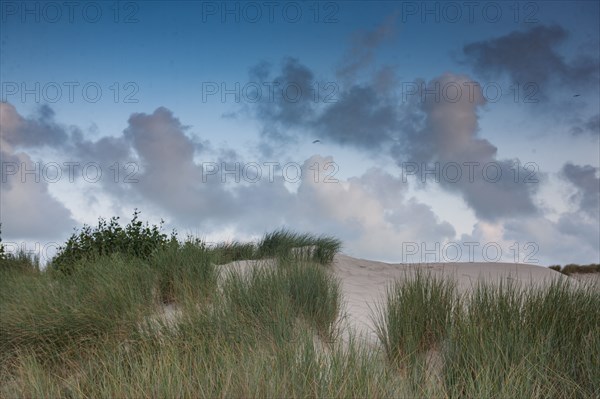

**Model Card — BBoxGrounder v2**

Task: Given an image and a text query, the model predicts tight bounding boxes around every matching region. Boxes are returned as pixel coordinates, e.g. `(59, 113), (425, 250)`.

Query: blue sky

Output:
(1, 1), (599, 265)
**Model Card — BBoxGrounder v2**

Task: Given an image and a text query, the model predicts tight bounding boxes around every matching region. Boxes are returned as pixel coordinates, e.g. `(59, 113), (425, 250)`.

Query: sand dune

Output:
(216, 253), (574, 344)
(331, 254), (570, 343)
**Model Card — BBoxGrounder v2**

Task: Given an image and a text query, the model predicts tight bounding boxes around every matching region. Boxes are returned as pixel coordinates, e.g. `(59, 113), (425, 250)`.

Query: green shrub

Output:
(50, 210), (176, 274)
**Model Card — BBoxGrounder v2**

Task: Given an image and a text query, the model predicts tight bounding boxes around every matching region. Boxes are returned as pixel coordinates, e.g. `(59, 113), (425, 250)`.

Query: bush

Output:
(50, 210), (176, 274)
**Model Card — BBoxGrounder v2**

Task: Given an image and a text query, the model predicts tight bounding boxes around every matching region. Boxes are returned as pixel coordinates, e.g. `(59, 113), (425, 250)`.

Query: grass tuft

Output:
(257, 228), (341, 264)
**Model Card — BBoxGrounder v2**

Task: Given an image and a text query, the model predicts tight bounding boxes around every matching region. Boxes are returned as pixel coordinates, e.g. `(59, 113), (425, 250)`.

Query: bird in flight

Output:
(312, 140), (321, 144)
(573, 94), (581, 97)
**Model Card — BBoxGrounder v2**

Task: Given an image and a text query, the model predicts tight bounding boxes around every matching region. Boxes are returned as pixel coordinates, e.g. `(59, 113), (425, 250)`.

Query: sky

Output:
(1, 0), (599, 266)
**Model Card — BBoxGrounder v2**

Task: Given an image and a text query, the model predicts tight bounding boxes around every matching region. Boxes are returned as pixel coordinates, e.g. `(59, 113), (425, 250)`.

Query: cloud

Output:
(336, 14), (398, 80)
(247, 60), (404, 153)
(570, 114), (600, 137)
(313, 85), (398, 149)
(0, 151), (75, 240)
(247, 59), (541, 220)
(248, 58), (318, 143)
(561, 163), (600, 219)
(1, 102), (459, 262)
(247, 17), (401, 155)
(0, 106), (76, 239)
(463, 25), (600, 98)
(244, 15), (550, 223)
(0, 102), (69, 149)
(395, 73), (540, 220)
(0, 101), (137, 206)
(502, 213), (599, 265)
(121, 107), (240, 224)
(3, 101), (597, 265)
(293, 156), (455, 260)
(460, 164), (600, 265)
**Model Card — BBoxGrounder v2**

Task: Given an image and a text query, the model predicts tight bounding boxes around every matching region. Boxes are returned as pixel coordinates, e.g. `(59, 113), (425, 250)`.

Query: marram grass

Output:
(1, 226), (598, 398)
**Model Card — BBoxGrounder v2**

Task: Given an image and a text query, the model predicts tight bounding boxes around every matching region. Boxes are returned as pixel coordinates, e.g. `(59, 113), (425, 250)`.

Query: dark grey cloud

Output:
(584, 114), (600, 135)
(463, 25), (600, 98)
(69, 129), (131, 167)
(246, 58), (320, 155)
(556, 212), (600, 251)
(561, 163), (600, 219)
(0, 101), (133, 166)
(247, 61), (403, 153)
(247, 16), (401, 155)
(249, 58), (317, 129)
(313, 85), (398, 149)
(454, 160), (539, 220)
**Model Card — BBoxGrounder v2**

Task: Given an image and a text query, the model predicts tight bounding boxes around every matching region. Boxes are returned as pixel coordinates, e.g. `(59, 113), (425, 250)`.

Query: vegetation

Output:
(50, 210), (177, 275)
(0, 224), (4, 259)
(374, 271), (457, 365)
(1, 214), (598, 397)
(375, 273), (600, 398)
(48, 214), (341, 275)
(0, 224), (40, 273)
(549, 263), (600, 275)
